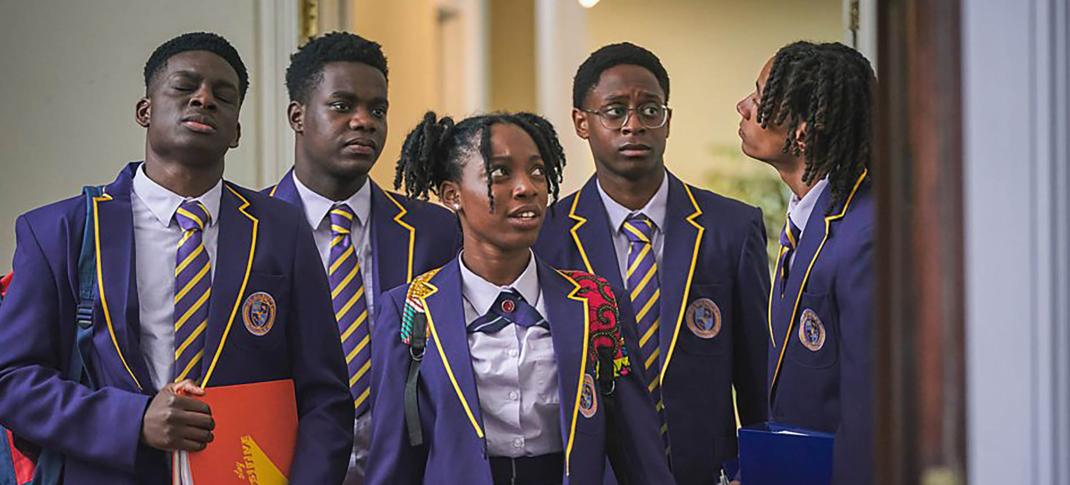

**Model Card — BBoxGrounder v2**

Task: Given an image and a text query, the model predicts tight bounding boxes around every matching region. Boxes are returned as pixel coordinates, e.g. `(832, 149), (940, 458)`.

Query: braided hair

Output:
(394, 111), (566, 211)
(757, 41), (875, 210)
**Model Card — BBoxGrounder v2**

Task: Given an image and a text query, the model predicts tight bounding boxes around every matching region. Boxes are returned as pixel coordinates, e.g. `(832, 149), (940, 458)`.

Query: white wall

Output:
(0, 0), (286, 269)
(964, 0), (1070, 483)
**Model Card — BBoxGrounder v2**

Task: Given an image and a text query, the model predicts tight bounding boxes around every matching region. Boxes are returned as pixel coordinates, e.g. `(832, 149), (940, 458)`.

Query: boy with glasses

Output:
(536, 42), (770, 484)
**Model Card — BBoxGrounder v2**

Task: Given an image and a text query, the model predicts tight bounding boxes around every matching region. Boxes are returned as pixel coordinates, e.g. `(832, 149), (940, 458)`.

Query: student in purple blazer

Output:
(263, 32), (461, 485)
(368, 111), (674, 485)
(0, 33), (353, 484)
(736, 41), (876, 484)
(535, 43), (771, 484)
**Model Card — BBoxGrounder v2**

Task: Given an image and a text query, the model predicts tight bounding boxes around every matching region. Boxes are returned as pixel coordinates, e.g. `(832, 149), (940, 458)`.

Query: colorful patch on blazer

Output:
(685, 297), (722, 339)
(401, 267), (441, 347)
(798, 308), (826, 351)
(242, 292), (276, 336)
(559, 270), (631, 380)
(579, 373), (598, 418)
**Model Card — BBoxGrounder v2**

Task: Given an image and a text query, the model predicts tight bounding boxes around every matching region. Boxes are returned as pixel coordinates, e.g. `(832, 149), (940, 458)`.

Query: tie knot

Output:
(175, 200), (210, 232)
(330, 203), (355, 236)
(467, 289), (546, 333)
(780, 219), (802, 248)
(623, 213), (655, 244)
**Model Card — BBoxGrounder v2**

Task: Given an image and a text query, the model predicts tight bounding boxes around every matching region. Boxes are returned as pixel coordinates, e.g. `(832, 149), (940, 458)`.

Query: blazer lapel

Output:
(371, 183), (415, 296)
(656, 174), (703, 384)
(421, 260), (486, 441)
(94, 163), (152, 391)
(539, 260), (589, 478)
(200, 184), (257, 387)
(566, 177), (625, 291)
(267, 168), (304, 212)
(769, 170), (869, 402)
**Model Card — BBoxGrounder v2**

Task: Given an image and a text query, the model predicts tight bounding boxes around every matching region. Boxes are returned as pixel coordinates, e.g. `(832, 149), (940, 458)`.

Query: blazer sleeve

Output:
(0, 215), (150, 473)
(604, 297), (676, 484)
(732, 209), (771, 427)
(366, 289), (427, 485)
(286, 223), (354, 484)
(830, 224), (875, 485)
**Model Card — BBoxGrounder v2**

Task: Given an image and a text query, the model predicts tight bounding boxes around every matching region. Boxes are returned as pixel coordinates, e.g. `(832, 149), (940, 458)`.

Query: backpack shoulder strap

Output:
(400, 267), (442, 447)
(559, 269), (632, 394)
(69, 186), (104, 384)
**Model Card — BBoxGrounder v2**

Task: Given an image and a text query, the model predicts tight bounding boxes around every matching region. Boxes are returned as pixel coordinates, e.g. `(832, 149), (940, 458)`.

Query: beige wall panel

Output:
(0, 0), (261, 268)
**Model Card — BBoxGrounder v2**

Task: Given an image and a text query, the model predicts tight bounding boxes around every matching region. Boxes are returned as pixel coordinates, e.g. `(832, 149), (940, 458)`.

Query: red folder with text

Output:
(189, 379), (298, 484)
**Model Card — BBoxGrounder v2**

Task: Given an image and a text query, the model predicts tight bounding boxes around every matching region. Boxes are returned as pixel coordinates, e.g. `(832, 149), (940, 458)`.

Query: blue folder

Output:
(738, 422), (834, 485)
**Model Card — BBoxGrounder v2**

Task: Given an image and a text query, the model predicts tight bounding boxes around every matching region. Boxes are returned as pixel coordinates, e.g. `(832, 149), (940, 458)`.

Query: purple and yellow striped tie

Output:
(173, 200), (211, 384)
(623, 213), (668, 442)
(777, 219), (802, 296)
(328, 203), (372, 414)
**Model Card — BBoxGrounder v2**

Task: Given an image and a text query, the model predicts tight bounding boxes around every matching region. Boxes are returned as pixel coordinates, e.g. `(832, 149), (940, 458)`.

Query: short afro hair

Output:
(144, 32), (249, 101)
(286, 31), (389, 103)
(572, 42), (670, 108)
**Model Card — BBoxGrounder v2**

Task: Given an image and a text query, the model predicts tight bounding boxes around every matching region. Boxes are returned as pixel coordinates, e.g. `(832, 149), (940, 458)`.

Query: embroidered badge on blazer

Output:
(685, 298), (722, 339)
(242, 292), (277, 336)
(798, 308), (826, 351)
(579, 373), (598, 418)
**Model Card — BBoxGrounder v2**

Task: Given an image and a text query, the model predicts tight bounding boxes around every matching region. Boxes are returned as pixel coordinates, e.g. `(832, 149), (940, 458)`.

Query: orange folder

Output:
(188, 379), (298, 484)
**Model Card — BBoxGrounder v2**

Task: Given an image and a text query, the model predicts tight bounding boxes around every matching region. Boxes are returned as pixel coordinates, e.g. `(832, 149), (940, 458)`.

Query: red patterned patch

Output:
(560, 270), (631, 379)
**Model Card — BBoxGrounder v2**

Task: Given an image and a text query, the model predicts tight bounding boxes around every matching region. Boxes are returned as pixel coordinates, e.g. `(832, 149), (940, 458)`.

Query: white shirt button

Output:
(508, 349), (519, 358)
(508, 391), (519, 400)
(512, 437), (524, 448)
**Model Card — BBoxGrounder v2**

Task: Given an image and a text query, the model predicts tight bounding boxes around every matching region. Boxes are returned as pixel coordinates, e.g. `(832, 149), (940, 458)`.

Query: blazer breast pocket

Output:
(786, 290), (839, 369)
(230, 272), (290, 351)
(676, 282), (733, 356)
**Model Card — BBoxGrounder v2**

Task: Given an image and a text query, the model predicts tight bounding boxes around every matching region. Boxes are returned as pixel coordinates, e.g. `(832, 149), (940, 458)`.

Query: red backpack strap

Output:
(559, 270), (631, 392)
(0, 272), (11, 299)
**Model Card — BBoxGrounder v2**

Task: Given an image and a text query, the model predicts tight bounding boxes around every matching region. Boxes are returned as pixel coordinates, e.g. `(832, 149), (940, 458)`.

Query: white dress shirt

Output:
(596, 171), (669, 288)
(459, 252), (562, 457)
(291, 173), (376, 478)
(131, 164), (222, 485)
(785, 178), (828, 269)
(291, 173), (376, 317)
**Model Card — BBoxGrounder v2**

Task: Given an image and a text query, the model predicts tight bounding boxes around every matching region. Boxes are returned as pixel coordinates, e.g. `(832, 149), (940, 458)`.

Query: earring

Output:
(452, 203), (461, 210)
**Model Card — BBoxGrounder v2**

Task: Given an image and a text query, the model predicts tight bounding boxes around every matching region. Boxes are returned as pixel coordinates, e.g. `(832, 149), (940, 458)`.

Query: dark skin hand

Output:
(140, 379), (215, 451)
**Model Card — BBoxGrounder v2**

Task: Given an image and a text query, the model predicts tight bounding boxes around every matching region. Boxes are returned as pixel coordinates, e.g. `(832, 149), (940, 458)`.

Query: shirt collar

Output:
(132, 163), (222, 229)
(292, 171), (372, 231)
(596, 169), (669, 234)
(787, 177), (829, 231)
(459, 250), (540, 316)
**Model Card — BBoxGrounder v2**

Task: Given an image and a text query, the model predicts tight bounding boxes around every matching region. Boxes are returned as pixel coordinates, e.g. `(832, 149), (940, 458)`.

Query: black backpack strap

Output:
(399, 268), (441, 447)
(69, 186), (103, 386)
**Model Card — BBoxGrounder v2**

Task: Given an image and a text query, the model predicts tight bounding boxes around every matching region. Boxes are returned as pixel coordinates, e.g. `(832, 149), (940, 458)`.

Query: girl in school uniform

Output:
(367, 111), (673, 485)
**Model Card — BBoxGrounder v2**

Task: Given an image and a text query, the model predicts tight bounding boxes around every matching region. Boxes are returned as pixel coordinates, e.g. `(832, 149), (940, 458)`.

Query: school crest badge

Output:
(798, 308), (825, 351)
(242, 292), (276, 336)
(685, 298), (721, 339)
(579, 373), (598, 418)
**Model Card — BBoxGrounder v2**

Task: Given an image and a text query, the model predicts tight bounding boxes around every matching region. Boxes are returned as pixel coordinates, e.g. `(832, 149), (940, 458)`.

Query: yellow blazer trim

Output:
(769, 169), (868, 397)
(555, 270), (589, 477)
(566, 192), (595, 273)
(420, 279), (485, 439)
(382, 191), (416, 282)
(93, 192), (143, 391)
(201, 185), (258, 387)
(268, 183), (279, 197)
(659, 184), (704, 384)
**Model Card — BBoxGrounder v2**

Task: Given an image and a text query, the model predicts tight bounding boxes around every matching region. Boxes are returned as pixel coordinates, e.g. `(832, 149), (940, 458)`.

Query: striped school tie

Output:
(328, 203), (372, 415)
(623, 213), (668, 442)
(777, 219), (802, 295)
(173, 200), (212, 384)
(465, 289), (547, 334)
